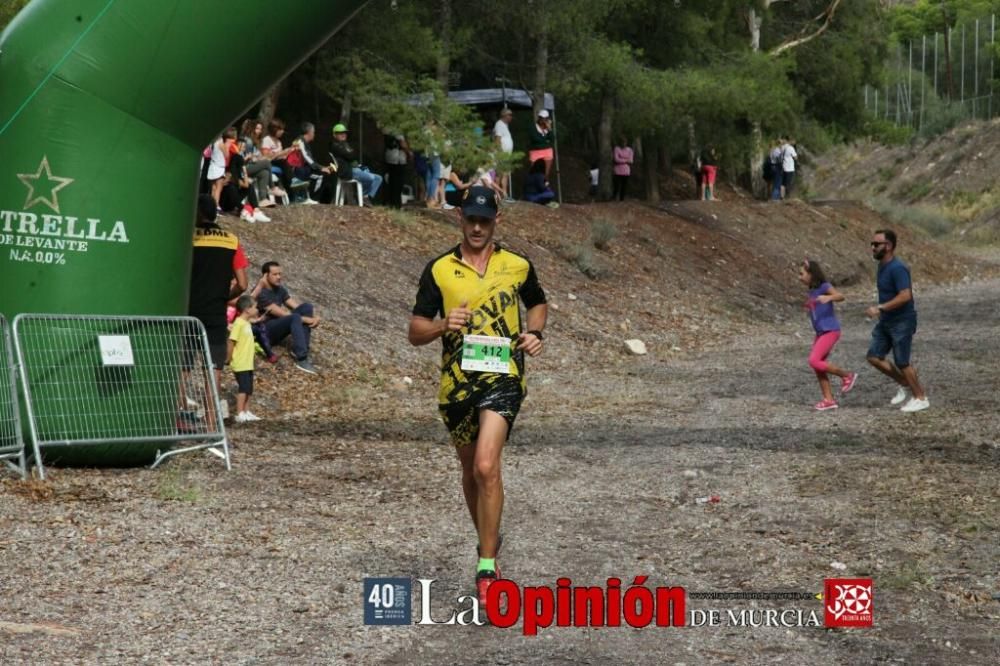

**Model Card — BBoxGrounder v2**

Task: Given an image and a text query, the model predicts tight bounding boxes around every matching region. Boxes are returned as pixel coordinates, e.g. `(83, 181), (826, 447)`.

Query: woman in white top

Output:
(207, 127), (237, 206)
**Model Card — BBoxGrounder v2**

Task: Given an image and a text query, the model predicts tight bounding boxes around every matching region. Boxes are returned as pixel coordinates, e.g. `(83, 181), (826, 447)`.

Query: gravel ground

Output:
(1, 276), (997, 665)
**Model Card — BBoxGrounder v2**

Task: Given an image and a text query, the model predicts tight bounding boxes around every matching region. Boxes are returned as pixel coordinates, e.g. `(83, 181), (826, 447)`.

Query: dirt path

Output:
(2, 280), (998, 665)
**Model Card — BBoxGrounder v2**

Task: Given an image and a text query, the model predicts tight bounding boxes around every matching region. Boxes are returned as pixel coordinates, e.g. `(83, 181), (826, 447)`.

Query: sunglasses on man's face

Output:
(870, 241), (887, 248)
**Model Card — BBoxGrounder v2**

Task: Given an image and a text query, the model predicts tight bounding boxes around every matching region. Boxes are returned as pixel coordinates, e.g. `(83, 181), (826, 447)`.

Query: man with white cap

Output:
(528, 108), (555, 181)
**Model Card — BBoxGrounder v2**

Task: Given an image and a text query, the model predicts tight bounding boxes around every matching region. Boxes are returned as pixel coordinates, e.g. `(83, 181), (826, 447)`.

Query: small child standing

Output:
(227, 295), (261, 423)
(800, 259), (858, 410)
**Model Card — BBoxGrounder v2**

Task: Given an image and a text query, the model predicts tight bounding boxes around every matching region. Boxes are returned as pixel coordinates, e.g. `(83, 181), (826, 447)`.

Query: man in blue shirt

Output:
(865, 229), (929, 412)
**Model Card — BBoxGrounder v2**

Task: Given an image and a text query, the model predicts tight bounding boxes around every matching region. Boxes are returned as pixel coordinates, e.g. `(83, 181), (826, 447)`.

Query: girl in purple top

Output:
(800, 259), (858, 410)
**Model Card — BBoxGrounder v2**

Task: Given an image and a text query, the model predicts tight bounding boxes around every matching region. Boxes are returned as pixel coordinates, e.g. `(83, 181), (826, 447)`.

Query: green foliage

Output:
(861, 117), (915, 145)
(889, 0), (1000, 42)
(868, 197), (954, 237)
(0, 0), (28, 31)
(564, 243), (608, 279)
(318, 58), (521, 174)
(590, 218), (618, 250)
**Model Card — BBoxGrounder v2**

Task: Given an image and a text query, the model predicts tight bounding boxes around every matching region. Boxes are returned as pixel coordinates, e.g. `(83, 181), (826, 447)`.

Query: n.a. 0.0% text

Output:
(8, 249), (68, 265)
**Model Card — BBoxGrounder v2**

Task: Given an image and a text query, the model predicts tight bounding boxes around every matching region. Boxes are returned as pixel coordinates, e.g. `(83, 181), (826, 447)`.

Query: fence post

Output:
(975, 19), (980, 118)
(961, 23), (966, 108)
(921, 34), (926, 131)
(934, 32), (939, 99)
(908, 41), (914, 126)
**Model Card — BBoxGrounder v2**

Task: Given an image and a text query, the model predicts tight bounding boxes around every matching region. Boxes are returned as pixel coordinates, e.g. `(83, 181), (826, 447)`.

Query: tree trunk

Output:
(642, 135), (660, 204)
(747, 6), (764, 198)
(436, 0), (452, 91)
(598, 92), (614, 201)
(942, 16), (954, 100)
(257, 81), (284, 126)
(532, 2), (548, 116)
(340, 92), (352, 125)
(750, 122), (765, 199)
(687, 121), (698, 168)
(747, 7), (762, 51)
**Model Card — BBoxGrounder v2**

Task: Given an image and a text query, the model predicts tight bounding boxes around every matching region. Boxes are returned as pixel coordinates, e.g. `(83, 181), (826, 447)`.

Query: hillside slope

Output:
(808, 118), (1000, 242)
(222, 199), (982, 420)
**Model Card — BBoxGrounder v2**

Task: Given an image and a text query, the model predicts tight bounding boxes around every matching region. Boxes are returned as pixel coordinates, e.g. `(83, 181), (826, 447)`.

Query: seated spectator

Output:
(219, 151), (271, 222)
(287, 122), (333, 204)
(473, 167), (506, 200)
(331, 123), (382, 206)
(239, 118), (281, 206)
(441, 168), (470, 209)
(262, 118), (295, 193)
(523, 159), (555, 205)
(207, 128), (238, 207)
(254, 261), (320, 374)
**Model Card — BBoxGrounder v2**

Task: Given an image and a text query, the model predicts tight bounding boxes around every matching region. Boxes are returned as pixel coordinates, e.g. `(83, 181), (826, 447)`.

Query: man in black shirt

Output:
(186, 194), (243, 427)
(255, 261), (320, 374)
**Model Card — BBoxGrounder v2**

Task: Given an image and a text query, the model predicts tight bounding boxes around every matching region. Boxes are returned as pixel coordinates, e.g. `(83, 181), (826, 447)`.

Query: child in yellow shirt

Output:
(228, 295), (260, 423)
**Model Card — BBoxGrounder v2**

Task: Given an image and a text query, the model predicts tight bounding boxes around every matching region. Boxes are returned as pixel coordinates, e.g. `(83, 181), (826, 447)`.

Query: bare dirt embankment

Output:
(808, 118), (1000, 243)
(1, 199), (997, 665)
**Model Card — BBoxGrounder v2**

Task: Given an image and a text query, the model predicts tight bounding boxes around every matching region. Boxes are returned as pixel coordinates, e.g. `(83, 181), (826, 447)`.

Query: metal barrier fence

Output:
(864, 15), (997, 132)
(0, 315), (28, 478)
(13, 314), (230, 479)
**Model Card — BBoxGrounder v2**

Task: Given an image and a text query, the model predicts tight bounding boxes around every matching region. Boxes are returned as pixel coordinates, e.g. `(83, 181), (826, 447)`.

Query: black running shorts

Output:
(439, 376), (524, 447)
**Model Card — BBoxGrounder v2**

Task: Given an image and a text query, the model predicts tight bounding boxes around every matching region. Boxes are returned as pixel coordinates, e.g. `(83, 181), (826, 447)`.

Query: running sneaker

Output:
(237, 411), (262, 422)
(295, 358), (319, 375)
(814, 399), (839, 411)
(840, 372), (859, 395)
(900, 397), (930, 413)
(252, 209), (271, 222)
(239, 208), (256, 223)
(476, 570), (499, 611)
(890, 386), (912, 406)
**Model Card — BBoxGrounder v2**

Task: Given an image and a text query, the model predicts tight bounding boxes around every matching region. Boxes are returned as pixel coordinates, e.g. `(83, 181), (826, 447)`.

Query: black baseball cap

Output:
(461, 186), (499, 220)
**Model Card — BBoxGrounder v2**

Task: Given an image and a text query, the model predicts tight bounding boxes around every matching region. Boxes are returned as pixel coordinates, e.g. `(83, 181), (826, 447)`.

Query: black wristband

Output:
(526, 329), (544, 340)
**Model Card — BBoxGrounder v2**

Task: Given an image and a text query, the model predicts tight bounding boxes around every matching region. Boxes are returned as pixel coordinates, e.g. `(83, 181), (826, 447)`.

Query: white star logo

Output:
(17, 156), (74, 213)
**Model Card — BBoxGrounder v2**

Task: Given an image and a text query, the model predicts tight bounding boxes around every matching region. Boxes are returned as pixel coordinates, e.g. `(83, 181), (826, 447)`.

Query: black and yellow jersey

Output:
(413, 243), (547, 406)
(189, 224), (238, 325)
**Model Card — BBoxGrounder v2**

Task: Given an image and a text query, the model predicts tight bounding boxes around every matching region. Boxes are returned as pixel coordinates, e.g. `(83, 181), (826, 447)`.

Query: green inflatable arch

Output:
(0, 0), (365, 466)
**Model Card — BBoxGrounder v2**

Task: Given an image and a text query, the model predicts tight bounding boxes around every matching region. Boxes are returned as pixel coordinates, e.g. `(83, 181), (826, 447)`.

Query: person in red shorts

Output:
(700, 145), (720, 201)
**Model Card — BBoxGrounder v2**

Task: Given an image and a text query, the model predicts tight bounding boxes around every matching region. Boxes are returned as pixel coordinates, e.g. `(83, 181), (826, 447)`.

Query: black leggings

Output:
(613, 174), (629, 201)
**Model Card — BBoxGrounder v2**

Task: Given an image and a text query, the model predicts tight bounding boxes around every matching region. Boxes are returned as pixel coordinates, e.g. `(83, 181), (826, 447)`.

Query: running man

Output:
(865, 229), (929, 412)
(408, 185), (548, 609)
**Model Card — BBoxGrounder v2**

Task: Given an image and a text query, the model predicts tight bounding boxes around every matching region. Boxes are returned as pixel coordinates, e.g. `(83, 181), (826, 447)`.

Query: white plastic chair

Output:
(335, 179), (364, 207)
